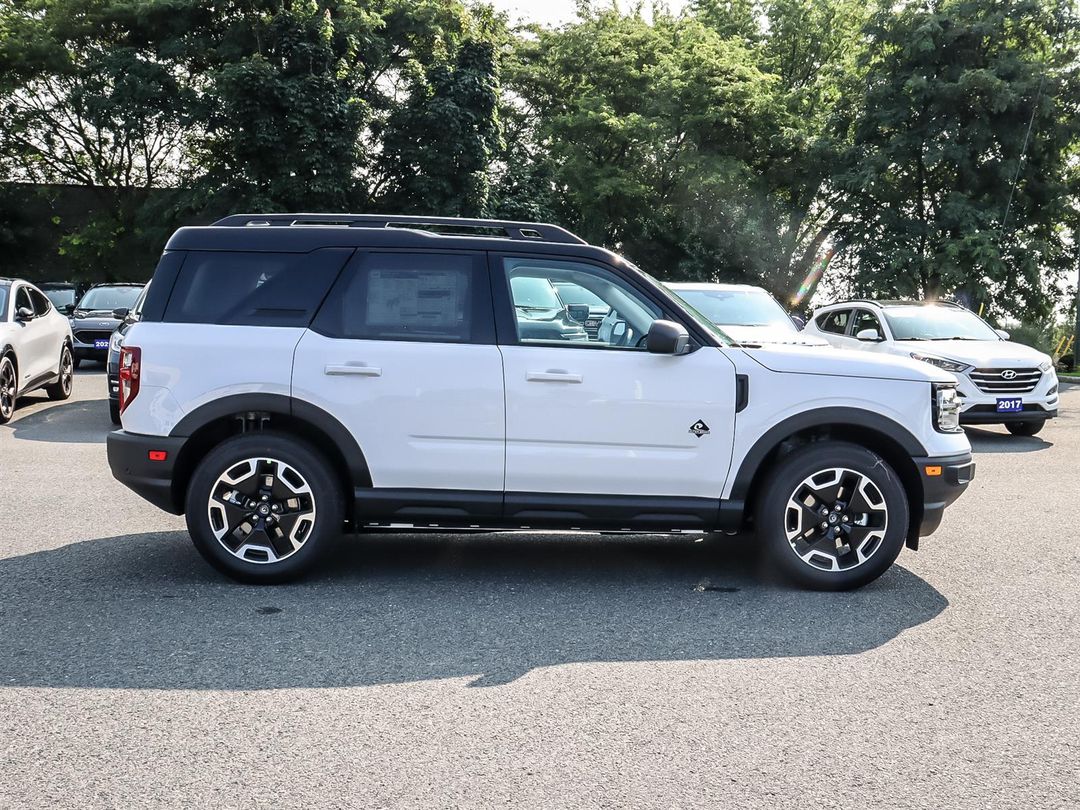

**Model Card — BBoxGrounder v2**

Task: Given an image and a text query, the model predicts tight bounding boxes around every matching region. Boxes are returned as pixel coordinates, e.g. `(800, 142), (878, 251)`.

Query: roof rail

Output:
(211, 213), (588, 245)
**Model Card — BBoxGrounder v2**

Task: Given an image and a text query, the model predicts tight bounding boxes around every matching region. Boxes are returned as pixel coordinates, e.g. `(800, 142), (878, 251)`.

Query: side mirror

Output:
(61, 303), (75, 316)
(15, 306), (34, 322)
(855, 328), (881, 342)
(112, 307), (130, 319)
(994, 328), (1010, 340)
(646, 319), (690, 355)
(790, 314), (806, 330)
(565, 304), (589, 324)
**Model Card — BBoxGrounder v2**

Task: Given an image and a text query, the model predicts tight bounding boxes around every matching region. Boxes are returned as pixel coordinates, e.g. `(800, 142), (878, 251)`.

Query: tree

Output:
(833, 0), (1080, 318)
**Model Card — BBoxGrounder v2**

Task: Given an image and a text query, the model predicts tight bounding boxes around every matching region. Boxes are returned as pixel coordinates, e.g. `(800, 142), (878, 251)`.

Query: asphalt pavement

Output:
(1, 368), (1077, 808)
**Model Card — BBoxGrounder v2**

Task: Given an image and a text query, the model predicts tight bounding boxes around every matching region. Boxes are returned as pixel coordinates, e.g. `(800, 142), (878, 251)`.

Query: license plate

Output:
(94, 338), (110, 350)
(996, 397), (1023, 413)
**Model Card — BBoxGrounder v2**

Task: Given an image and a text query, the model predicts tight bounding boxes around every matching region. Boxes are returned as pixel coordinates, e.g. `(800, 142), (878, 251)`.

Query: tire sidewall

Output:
(0, 355), (15, 424)
(185, 432), (344, 584)
(755, 442), (910, 591)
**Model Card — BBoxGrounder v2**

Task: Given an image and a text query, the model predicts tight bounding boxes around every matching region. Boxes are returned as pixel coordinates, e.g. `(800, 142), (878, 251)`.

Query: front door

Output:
(494, 255), (737, 503)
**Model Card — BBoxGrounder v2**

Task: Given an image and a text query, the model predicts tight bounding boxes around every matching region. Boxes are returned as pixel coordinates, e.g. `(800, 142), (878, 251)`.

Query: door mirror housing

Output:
(994, 328), (1010, 340)
(15, 306), (34, 322)
(855, 328), (881, 342)
(646, 320), (690, 354)
(112, 307), (130, 319)
(565, 304), (589, 324)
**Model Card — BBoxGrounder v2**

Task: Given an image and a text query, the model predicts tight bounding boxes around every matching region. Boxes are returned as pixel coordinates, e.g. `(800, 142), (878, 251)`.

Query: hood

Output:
(896, 339), (1050, 368)
(745, 343), (954, 383)
(721, 324), (829, 347)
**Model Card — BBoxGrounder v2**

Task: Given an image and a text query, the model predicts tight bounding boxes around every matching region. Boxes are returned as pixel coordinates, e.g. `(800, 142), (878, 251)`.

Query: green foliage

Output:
(833, 0), (1080, 319)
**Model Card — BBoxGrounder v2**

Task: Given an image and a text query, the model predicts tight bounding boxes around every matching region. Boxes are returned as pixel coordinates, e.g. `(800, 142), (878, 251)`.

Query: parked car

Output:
(804, 300), (1058, 436)
(107, 214), (973, 590)
(0, 278), (74, 423)
(106, 285), (149, 425)
(38, 282), (86, 314)
(69, 283), (145, 367)
(667, 282), (829, 346)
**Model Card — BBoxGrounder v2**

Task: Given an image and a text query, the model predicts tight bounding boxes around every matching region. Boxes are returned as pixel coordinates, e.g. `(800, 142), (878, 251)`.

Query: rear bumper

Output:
(107, 430), (187, 514)
(911, 452), (975, 542)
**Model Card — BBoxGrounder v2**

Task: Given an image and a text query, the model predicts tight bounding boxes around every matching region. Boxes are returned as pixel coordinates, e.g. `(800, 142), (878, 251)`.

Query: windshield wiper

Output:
(928, 336), (980, 341)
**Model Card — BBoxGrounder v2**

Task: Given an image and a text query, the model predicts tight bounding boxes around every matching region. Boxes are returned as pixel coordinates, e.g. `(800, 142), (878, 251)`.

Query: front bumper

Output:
(955, 370), (1058, 424)
(910, 452), (975, 545)
(107, 430), (188, 514)
(960, 405), (1058, 424)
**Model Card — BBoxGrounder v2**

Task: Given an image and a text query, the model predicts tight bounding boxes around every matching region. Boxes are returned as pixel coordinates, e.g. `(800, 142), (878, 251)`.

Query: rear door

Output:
(293, 250), (505, 497)
(814, 308), (855, 349)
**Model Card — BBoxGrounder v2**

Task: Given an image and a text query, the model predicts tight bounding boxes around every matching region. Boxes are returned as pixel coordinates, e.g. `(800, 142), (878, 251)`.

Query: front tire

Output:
(1006, 420), (1045, 437)
(0, 355), (16, 425)
(755, 441), (909, 591)
(185, 432), (344, 584)
(45, 344), (74, 401)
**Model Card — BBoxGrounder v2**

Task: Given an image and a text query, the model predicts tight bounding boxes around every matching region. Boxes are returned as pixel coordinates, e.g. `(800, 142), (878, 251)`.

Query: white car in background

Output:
(667, 282), (828, 346)
(804, 299), (1058, 436)
(0, 278), (75, 424)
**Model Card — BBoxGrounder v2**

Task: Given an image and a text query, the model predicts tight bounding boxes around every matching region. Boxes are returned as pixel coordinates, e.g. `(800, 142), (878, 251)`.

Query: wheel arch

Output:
(168, 394), (371, 519)
(730, 408), (927, 548)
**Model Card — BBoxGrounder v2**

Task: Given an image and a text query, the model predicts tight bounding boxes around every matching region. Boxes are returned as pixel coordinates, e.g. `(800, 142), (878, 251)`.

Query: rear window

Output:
(312, 251), (493, 344)
(816, 309), (852, 334)
(163, 249), (352, 326)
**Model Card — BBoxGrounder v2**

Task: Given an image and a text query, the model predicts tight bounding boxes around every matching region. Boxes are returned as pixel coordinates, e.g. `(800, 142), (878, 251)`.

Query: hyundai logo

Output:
(1001, 369), (1017, 380)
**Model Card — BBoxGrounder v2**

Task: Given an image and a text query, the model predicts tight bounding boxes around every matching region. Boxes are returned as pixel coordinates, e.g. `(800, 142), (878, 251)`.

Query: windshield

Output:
(510, 276), (562, 309)
(552, 282), (607, 308)
(670, 288), (796, 332)
(883, 306), (999, 341)
(77, 285), (143, 312)
(44, 288), (76, 309)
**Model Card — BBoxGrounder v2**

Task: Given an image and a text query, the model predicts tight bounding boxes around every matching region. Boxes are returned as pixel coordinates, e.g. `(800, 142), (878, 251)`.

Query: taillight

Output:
(118, 346), (141, 414)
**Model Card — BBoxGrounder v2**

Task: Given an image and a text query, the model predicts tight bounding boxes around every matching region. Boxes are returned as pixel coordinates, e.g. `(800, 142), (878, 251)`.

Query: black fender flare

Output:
(170, 392), (372, 488)
(728, 406), (928, 503)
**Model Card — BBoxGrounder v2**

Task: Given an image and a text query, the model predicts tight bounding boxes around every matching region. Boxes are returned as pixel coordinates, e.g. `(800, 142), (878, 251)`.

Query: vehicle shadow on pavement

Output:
(965, 427), (1053, 453)
(3, 395), (111, 443)
(0, 531), (947, 690)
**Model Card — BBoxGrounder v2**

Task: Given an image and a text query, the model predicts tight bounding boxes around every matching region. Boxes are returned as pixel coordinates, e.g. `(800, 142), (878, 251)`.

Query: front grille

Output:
(967, 368), (1041, 394)
(75, 330), (112, 345)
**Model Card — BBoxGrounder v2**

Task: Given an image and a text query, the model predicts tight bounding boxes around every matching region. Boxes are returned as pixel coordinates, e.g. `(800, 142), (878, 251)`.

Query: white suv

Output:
(0, 278), (75, 423)
(107, 215), (974, 590)
(804, 300), (1058, 436)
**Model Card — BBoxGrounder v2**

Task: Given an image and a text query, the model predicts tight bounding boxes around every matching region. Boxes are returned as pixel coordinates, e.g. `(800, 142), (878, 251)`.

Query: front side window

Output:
(313, 251), (492, 343)
(817, 309), (852, 334)
(852, 309), (883, 336)
(503, 257), (661, 349)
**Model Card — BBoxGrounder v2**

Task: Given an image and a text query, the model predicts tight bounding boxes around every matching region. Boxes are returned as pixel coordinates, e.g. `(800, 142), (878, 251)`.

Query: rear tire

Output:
(185, 431), (344, 584)
(1006, 420), (1045, 437)
(45, 344), (74, 401)
(754, 441), (909, 591)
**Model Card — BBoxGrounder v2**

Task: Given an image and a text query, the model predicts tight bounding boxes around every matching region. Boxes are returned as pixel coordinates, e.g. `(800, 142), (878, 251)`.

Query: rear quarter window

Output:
(162, 249), (353, 327)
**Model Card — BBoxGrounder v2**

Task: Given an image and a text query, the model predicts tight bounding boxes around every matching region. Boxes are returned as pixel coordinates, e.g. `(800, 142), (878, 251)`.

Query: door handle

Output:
(526, 370), (582, 384)
(324, 364), (382, 377)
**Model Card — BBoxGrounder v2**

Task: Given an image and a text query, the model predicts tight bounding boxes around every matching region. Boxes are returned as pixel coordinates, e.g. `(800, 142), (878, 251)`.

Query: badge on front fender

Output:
(689, 420), (710, 438)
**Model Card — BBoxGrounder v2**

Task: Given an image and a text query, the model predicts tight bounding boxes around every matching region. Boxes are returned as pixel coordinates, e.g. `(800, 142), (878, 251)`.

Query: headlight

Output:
(1038, 359), (1054, 373)
(109, 331), (124, 354)
(933, 384), (962, 433)
(911, 352), (971, 373)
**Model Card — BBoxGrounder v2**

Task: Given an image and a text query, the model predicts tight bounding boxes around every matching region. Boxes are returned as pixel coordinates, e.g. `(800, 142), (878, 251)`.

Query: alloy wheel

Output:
(0, 359), (15, 420)
(783, 467), (889, 572)
(59, 347), (73, 396)
(206, 457), (318, 564)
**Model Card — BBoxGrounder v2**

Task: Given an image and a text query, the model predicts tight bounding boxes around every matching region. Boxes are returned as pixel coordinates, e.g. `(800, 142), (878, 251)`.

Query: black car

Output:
(106, 285), (148, 424)
(70, 283), (145, 367)
(38, 282), (88, 314)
